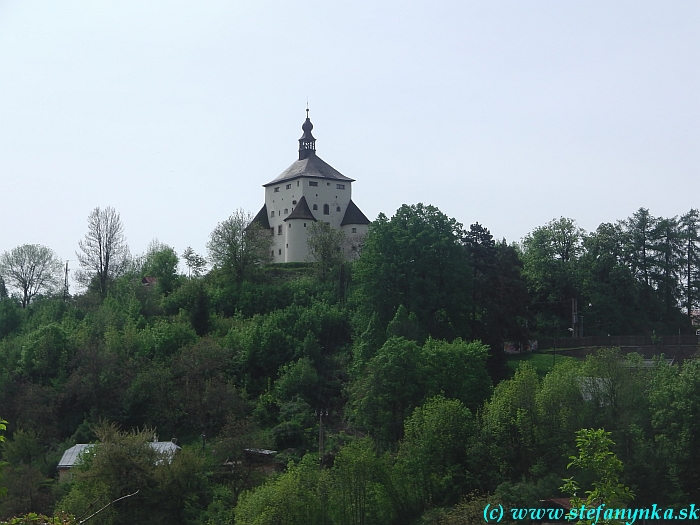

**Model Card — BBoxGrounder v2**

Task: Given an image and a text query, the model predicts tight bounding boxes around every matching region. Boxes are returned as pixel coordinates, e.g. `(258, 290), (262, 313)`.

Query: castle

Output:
(251, 111), (370, 263)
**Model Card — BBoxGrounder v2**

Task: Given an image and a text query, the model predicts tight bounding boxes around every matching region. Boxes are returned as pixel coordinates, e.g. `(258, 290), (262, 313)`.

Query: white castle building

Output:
(251, 111), (370, 263)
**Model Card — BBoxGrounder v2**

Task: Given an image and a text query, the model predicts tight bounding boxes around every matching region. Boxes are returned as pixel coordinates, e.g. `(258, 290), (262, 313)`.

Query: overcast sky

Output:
(1, 1), (698, 274)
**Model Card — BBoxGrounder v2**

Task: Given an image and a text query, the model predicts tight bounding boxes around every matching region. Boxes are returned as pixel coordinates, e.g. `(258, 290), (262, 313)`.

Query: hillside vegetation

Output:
(0, 203), (699, 524)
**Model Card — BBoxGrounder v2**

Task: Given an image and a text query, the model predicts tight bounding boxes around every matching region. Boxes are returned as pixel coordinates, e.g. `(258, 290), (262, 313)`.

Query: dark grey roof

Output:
(340, 199), (371, 226)
(264, 154), (355, 187)
(284, 196), (317, 221)
(249, 204), (270, 230)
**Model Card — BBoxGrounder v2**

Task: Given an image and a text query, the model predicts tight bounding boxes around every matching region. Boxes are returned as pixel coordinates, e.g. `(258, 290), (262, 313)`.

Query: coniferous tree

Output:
(679, 209), (700, 321)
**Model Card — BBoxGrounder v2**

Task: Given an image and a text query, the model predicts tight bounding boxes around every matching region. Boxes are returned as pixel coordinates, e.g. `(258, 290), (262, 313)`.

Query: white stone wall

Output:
(265, 176), (354, 263)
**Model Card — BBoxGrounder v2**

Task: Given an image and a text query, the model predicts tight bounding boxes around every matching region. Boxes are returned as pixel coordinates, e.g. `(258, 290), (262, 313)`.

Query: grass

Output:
(504, 351), (577, 378)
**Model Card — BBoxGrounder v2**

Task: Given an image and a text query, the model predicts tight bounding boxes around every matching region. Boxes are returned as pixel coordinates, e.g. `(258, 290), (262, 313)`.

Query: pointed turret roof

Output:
(249, 204), (270, 230)
(284, 196), (317, 222)
(340, 199), (370, 226)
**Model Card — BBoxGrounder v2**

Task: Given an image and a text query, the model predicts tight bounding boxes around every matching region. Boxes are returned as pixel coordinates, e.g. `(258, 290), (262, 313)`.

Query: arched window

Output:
(336, 206), (341, 212)
(313, 204), (318, 210)
(323, 204), (329, 215)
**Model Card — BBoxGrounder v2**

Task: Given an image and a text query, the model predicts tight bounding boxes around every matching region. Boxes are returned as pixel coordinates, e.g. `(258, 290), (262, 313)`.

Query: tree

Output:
(76, 206), (130, 296)
(521, 217), (584, 336)
(182, 246), (207, 278)
(0, 244), (63, 308)
(307, 221), (347, 280)
(0, 417), (7, 498)
(679, 209), (700, 321)
(234, 454), (327, 525)
(561, 429), (634, 522)
(207, 209), (273, 282)
(396, 396), (476, 509)
(348, 337), (426, 445)
(650, 216), (683, 322)
(464, 223), (529, 353)
(354, 203), (471, 340)
(142, 239), (179, 294)
(620, 208), (656, 288)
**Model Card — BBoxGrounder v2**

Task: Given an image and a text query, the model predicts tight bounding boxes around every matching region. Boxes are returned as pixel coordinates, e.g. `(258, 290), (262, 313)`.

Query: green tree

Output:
(330, 439), (391, 525)
(521, 217), (584, 336)
(649, 358), (700, 504)
(679, 209), (700, 321)
(307, 221), (347, 280)
(234, 454), (327, 525)
(207, 208), (273, 283)
(0, 244), (63, 308)
(181, 246), (207, 278)
(650, 216), (683, 325)
(561, 429), (634, 523)
(58, 422), (205, 525)
(354, 203), (470, 340)
(421, 338), (491, 412)
(396, 396), (477, 509)
(348, 337), (425, 445)
(0, 417), (7, 498)
(579, 223), (641, 335)
(141, 239), (179, 294)
(478, 363), (540, 486)
(621, 208), (657, 288)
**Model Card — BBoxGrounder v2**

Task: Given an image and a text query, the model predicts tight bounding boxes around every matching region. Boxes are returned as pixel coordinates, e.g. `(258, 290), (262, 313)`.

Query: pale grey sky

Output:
(1, 1), (698, 274)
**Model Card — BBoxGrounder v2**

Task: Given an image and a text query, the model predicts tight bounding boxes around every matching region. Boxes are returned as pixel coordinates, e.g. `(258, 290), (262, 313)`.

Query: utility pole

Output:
(63, 260), (70, 300)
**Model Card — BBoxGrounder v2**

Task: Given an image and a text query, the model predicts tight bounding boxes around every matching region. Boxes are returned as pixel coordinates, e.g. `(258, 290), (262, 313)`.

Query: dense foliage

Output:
(0, 204), (699, 524)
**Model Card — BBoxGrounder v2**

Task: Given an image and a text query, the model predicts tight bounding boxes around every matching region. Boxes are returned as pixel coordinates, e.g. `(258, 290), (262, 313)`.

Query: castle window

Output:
(278, 225), (282, 235)
(286, 184), (291, 189)
(288, 223), (291, 228)
(313, 204), (318, 210)
(304, 223), (307, 227)
(270, 211), (275, 217)
(274, 187), (280, 193)
(270, 250), (274, 257)
(284, 208), (288, 214)
(309, 181), (318, 187)
(352, 227), (357, 233)
(292, 200), (297, 205)
(279, 249), (282, 255)
(336, 206), (341, 212)
(297, 181), (299, 186)
(323, 204), (329, 215)
(337, 184), (345, 189)
(327, 182), (331, 186)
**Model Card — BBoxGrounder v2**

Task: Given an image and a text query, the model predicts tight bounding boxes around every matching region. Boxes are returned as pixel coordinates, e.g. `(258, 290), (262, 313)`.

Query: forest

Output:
(0, 203), (699, 525)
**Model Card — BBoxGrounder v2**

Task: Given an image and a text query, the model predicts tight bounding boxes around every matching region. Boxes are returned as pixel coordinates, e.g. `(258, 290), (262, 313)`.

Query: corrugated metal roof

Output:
(58, 444), (94, 468)
(57, 442), (181, 469)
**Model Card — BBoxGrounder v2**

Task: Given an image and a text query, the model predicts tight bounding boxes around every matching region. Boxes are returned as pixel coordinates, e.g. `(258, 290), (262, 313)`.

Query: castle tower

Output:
(251, 111), (370, 263)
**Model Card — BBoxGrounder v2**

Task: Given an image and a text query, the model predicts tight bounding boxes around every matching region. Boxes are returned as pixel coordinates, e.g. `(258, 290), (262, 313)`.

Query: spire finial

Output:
(299, 106), (316, 160)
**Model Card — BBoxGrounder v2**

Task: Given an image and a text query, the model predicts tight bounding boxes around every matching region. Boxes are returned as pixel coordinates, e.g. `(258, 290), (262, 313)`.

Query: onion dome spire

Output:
(298, 107), (316, 160)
